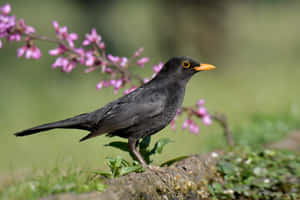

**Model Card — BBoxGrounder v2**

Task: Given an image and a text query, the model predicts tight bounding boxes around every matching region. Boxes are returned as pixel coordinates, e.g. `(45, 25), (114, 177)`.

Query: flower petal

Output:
(197, 107), (207, 116)
(137, 57), (149, 67)
(1, 4), (11, 15)
(202, 115), (212, 126)
(197, 99), (205, 107)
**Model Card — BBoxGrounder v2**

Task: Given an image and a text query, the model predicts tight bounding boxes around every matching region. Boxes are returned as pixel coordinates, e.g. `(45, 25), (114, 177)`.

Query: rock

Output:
(266, 131), (300, 151)
(41, 152), (222, 200)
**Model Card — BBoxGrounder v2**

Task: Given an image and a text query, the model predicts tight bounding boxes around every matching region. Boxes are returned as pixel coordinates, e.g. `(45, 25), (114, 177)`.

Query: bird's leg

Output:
(128, 137), (147, 167)
(128, 138), (164, 173)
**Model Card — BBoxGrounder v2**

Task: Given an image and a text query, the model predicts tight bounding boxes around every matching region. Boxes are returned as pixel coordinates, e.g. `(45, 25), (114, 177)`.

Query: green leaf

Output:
(96, 183), (106, 192)
(220, 161), (235, 176)
(114, 156), (123, 168)
(212, 182), (223, 193)
(160, 155), (189, 167)
(119, 165), (144, 176)
(139, 136), (151, 150)
(151, 138), (173, 154)
(92, 171), (112, 178)
(105, 141), (129, 152)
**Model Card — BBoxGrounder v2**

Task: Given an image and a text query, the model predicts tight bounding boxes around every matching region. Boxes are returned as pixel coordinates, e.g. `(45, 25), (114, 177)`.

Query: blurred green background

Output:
(1, 0), (300, 173)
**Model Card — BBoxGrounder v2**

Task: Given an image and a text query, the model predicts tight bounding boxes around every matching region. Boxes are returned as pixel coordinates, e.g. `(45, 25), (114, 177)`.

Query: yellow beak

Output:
(193, 64), (216, 71)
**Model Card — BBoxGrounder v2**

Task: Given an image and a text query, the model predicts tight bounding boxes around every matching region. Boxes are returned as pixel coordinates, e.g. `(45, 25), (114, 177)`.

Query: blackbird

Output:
(14, 56), (215, 167)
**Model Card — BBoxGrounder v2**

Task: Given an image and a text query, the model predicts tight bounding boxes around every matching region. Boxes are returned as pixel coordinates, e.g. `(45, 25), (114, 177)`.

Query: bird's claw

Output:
(144, 165), (165, 173)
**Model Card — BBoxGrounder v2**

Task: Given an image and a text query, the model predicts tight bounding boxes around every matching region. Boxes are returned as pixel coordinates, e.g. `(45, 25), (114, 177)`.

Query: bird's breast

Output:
(163, 85), (185, 122)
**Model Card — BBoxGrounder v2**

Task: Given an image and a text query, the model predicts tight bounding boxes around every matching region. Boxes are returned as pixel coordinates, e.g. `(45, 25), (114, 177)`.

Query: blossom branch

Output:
(27, 33), (60, 43)
(0, 4), (146, 93)
(210, 113), (234, 146)
(171, 100), (233, 146)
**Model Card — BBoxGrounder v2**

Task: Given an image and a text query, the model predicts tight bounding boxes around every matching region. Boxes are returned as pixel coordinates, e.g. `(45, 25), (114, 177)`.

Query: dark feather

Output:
(14, 113), (92, 136)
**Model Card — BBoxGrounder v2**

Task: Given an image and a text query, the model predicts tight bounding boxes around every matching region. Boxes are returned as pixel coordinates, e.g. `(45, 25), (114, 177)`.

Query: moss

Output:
(207, 147), (300, 200)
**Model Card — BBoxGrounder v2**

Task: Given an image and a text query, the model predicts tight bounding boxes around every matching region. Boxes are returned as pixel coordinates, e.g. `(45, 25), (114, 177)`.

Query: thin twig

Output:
(181, 106), (234, 146)
(28, 33), (60, 43)
(211, 113), (234, 146)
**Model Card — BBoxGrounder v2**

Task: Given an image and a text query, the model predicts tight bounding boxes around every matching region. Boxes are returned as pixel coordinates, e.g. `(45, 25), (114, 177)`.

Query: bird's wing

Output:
(79, 87), (167, 141)
(99, 87), (167, 131)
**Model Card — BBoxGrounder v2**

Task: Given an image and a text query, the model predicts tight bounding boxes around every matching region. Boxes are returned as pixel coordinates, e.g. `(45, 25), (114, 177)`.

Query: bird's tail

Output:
(14, 113), (93, 137)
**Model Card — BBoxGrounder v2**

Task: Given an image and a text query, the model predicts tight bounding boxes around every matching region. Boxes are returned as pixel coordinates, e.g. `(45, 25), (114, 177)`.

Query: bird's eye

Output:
(182, 61), (191, 69)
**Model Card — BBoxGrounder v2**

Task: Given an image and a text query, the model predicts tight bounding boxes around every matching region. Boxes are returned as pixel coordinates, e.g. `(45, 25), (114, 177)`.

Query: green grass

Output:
(233, 112), (300, 146)
(0, 166), (105, 200)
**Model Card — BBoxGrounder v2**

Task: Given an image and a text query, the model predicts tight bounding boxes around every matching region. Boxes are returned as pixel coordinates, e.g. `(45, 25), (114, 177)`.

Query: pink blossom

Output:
(19, 19), (35, 34)
(82, 28), (101, 46)
(52, 21), (60, 33)
(120, 57), (128, 68)
(52, 56), (69, 68)
(134, 48), (144, 57)
(17, 45), (26, 57)
(66, 34), (77, 48)
(49, 48), (61, 56)
(107, 79), (123, 93)
(151, 62), (164, 78)
(182, 118), (192, 130)
(85, 57), (95, 66)
(0, 4), (11, 16)
(0, 39), (2, 48)
(170, 120), (176, 131)
(136, 57), (149, 67)
(7, 33), (21, 41)
(98, 42), (105, 50)
(197, 99), (205, 107)
(53, 21), (66, 35)
(108, 80), (116, 86)
(62, 60), (76, 73)
(51, 56), (76, 73)
(52, 21), (77, 47)
(189, 122), (199, 135)
(85, 51), (96, 66)
(114, 79), (123, 89)
(74, 48), (85, 64)
(0, 15), (16, 38)
(49, 44), (66, 56)
(104, 67), (112, 73)
(181, 118), (200, 134)
(107, 54), (120, 63)
(31, 46), (41, 59)
(103, 81), (111, 88)
(202, 115), (212, 126)
(153, 62), (163, 74)
(196, 107), (207, 116)
(3, 15), (16, 27)
(17, 45), (41, 59)
(68, 33), (78, 40)
(96, 80), (105, 90)
(124, 86), (137, 95)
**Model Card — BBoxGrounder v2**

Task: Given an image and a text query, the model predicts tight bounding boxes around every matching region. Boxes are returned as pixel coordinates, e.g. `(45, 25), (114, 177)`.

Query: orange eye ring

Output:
(182, 60), (190, 68)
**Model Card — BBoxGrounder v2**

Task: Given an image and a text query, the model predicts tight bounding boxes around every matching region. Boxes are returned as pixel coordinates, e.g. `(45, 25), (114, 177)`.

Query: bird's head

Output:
(155, 56), (216, 82)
